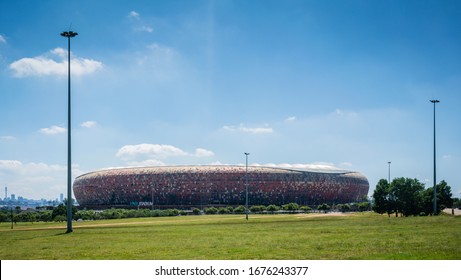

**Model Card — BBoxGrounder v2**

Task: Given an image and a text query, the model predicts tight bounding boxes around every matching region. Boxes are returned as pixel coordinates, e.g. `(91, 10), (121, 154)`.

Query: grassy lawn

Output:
(0, 212), (460, 260)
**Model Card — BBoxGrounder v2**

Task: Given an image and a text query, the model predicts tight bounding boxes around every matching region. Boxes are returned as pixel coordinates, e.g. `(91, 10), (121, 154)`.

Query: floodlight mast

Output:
(430, 99), (440, 215)
(61, 30), (78, 233)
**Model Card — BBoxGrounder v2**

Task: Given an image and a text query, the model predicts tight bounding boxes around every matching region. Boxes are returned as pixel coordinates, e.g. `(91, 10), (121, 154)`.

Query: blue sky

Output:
(1, 0), (460, 200)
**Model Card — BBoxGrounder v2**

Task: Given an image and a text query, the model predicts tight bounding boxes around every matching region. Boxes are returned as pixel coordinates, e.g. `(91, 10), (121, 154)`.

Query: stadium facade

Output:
(73, 165), (369, 209)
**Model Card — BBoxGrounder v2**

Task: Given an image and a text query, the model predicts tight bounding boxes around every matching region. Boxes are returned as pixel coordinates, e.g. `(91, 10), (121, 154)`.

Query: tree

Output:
(0, 212), (8, 223)
(250, 205), (265, 213)
(372, 179), (394, 216)
(317, 203), (330, 213)
(453, 198), (461, 209)
(51, 204), (66, 220)
(266, 204), (280, 214)
(233, 205), (246, 214)
(391, 177), (425, 216)
(218, 207), (230, 214)
(282, 203), (299, 213)
(337, 204), (350, 213)
(52, 204), (77, 220)
(300, 206), (312, 213)
(422, 180), (453, 215)
(204, 207), (218, 215)
(357, 202), (370, 212)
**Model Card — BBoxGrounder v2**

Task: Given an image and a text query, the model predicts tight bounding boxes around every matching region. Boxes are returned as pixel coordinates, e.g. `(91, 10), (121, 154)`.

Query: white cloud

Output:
(223, 124), (274, 134)
(39, 125), (66, 135)
(0, 34), (6, 44)
(81, 121), (97, 128)
(285, 116), (296, 122)
(195, 148), (215, 157)
(252, 162), (345, 171)
(128, 11), (140, 19)
(0, 160), (83, 200)
(116, 144), (215, 162)
(126, 159), (166, 167)
(136, 26), (154, 33)
(9, 48), (103, 78)
(116, 144), (188, 160)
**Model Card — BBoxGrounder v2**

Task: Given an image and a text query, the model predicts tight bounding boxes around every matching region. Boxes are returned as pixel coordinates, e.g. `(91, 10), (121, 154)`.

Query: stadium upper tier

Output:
(73, 165), (369, 208)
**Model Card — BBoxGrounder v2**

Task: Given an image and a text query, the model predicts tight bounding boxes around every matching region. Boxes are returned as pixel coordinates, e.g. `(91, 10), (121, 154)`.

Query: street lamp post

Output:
(388, 161), (391, 184)
(430, 99), (440, 215)
(61, 30), (78, 233)
(244, 152), (250, 221)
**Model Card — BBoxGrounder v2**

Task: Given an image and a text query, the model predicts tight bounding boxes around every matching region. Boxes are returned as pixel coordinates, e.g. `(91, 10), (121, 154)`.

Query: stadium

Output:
(73, 165), (369, 209)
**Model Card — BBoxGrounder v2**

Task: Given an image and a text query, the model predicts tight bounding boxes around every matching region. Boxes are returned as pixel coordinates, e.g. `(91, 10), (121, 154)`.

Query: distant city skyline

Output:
(2, 186), (64, 202)
(1, 0), (460, 200)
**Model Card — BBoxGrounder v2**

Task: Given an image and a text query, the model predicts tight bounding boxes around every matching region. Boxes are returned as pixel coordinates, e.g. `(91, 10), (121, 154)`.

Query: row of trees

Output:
(372, 178), (453, 217)
(1, 201), (374, 223)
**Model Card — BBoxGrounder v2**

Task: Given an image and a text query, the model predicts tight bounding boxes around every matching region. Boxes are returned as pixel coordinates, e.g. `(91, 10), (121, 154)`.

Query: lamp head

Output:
(61, 31), (78, 38)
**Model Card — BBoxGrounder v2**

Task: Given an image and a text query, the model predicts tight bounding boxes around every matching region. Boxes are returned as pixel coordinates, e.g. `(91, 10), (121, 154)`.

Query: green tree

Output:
(0, 212), (8, 223)
(250, 205), (265, 213)
(218, 207), (230, 214)
(233, 205), (246, 214)
(317, 203), (330, 213)
(38, 210), (52, 222)
(300, 206), (312, 213)
(391, 178), (425, 216)
(51, 204), (77, 220)
(372, 179), (394, 216)
(51, 204), (66, 219)
(453, 198), (461, 209)
(266, 204), (280, 214)
(204, 207), (218, 215)
(282, 203), (299, 213)
(422, 180), (453, 215)
(357, 202), (370, 212)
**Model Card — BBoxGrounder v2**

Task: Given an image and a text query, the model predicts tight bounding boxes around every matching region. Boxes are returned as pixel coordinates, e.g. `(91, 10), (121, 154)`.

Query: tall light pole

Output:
(430, 99), (440, 215)
(387, 161), (391, 184)
(244, 152), (250, 221)
(61, 30), (78, 233)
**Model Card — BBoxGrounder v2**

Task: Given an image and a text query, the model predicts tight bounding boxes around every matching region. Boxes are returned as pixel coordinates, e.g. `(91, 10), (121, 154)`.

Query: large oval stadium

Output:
(73, 165), (369, 209)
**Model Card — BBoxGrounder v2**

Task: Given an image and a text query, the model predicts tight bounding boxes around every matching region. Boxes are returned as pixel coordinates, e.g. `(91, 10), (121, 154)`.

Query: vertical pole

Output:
(430, 100), (439, 215)
(433, 101), (437, 215)
(388, 161), (391, 184)
(66, 35), (73, 233)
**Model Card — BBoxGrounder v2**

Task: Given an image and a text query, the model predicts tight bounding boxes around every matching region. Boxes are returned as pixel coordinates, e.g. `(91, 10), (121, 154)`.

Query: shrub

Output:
(266, 204), (280, 214)
(250, 205), (265, 213)
(233, 205), (246, 214)
(53, 215), (66, 222)
(218, 208), (230, 214)
(204, 207), (218, 215)
(317, 203), (331, 213)
(338, 204), (350, 212)
(192, 208), (201, 215)
(282, 202), (299, 212)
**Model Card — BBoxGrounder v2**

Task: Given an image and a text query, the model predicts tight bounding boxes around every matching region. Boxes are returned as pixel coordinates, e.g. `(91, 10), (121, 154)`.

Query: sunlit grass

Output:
(0, 212), (460, 259)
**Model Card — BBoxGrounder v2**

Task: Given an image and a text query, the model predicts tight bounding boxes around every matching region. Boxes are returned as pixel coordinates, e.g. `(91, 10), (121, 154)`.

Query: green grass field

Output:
(0, 212), (460, 260)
